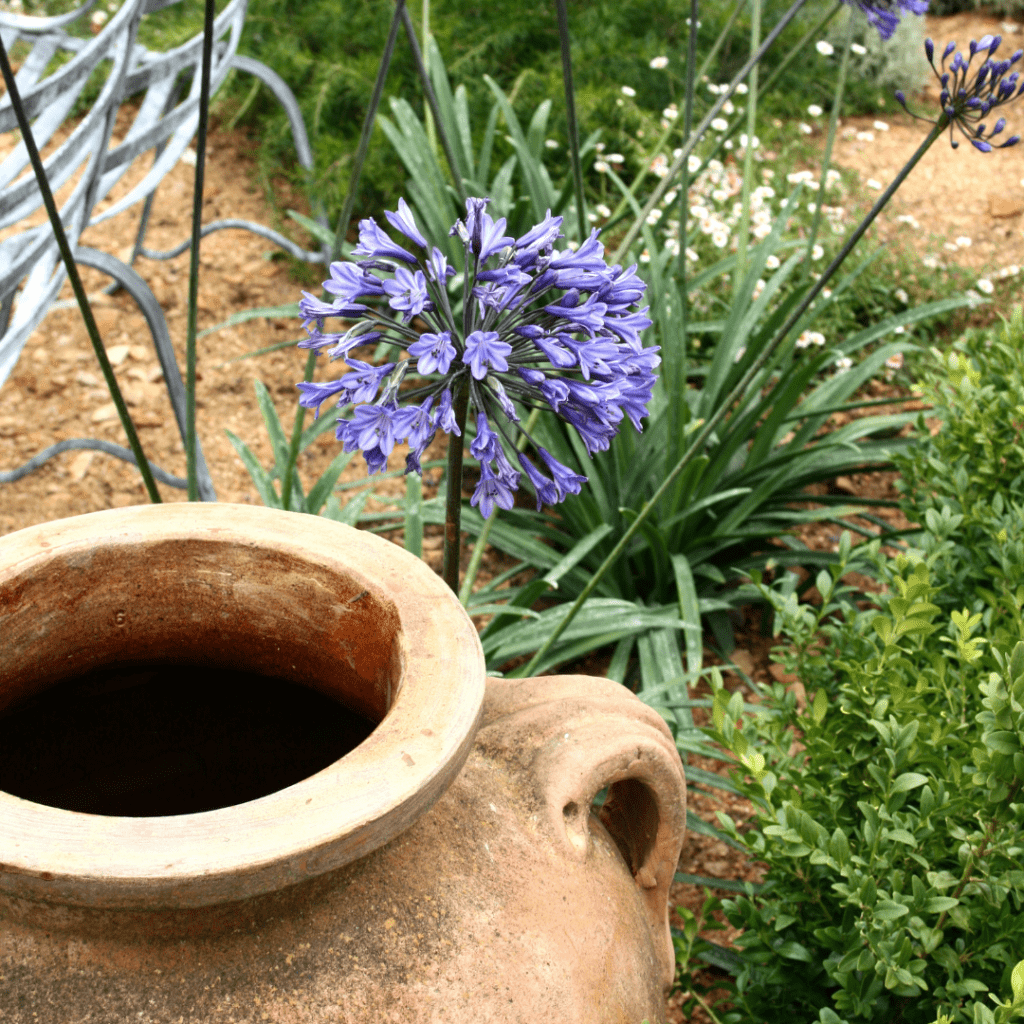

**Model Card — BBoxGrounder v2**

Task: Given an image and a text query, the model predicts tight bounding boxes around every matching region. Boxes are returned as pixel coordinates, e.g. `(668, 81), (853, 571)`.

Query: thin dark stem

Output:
(185, 0), (217, 502)
(522, 118), (947, 676)
(0, 34), (161, 503)
(442, 380), (470, 594)
(332, 0), (405, 261)
(399, 3), (467, 206)
(612, 0), (812, 262)
(283, 1), (405, 510)
(555, 0), (586, 243)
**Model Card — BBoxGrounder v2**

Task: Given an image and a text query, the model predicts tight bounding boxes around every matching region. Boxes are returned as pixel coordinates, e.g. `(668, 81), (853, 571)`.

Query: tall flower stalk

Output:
(296, 199), (659, 593)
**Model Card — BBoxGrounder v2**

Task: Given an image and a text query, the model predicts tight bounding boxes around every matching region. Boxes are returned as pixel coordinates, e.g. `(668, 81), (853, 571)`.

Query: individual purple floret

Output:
(295, 197), (660, 516)
(896, 33), (1024, 151)
(841, 0), (928, 42)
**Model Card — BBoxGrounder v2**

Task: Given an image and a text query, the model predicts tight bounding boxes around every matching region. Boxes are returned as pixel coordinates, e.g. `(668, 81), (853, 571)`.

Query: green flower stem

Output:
(421, 0), (436, 156)
(604, 0), (747, 236)
(0, 34), (161, 504)
(804, 10), (853, 271)
(458, 407), (541, 605)
(185, 0), (216, 502)
(611, 0), (812, 264)
(555, 0), (587, 243)
(280, 0), (407, 512)
(442, 380), (471, 594)
(732, 0), (760, 300)
(522, 118), (947, 678)
(936, 776), (1022, 932)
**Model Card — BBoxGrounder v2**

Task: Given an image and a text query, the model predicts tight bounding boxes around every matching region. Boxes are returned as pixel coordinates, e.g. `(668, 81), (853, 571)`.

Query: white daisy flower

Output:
(650, 56), (669, 69)
(816, 40), (835, 56)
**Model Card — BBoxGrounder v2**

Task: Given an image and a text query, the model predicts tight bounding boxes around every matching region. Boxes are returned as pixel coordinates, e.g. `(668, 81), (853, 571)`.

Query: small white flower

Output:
(544, 139), (559, 149)
(807, 104), (824, 117)
(894, 288), (908, 303)
(765, 255), (781, 270)
(588, 212), (598, 223)
(90, 9), (107, 25)
(807, 202), (818, 213)
(798, 123), (813, 135)
(663, 106), (679, 120)
(711, 117), (729, 132)
(664, 189), (678, 205)
(711, 189), (728, 203)
(826, 169), (842, 184)
(763, 168), (775, 180)
(977, 278), (995, 294)
(850, 42), (867, 55)
(955, 235), (972, 248)
(752, 279), (766, 299)
(873, 120), (889, 131)
(686, 247), (699, 262)
(712, 229), (730, 248)
(607, 153), (625, 164)
(893, 325), (905, 334)
(896, 214), (920, 229)
(690, 204), (709, 220)
(796, 331), (813, 349)
(816, 40), (835, 56)
(834, 355), (853, 372)
(753, 223), (772, 239)
(180, 148), (197, 167)
(650, 56), (669, 69)
(886, 352), (904, 371)
(812, 244), (824, 260)
(594, 160), (610, 173)
(595, 142), (606, 152)
(707, 83), (721, 94)
(723, 100), (735, 115)
(688, 155), (701, 173)
(595, 203), (611, 218)
(943, 242), (959, 252)
(922, 255), (940, 269)
(811, 332), (826, 346)
(723, 139), (734, 149)
(856, 131), (876, 142)
(739, 133), (760, 150)
(621, 85), (636, 97)
(735, 83), (749, 94)
(1008, 264), (1021, 276)
(646, 209), (663, 225)
(822, 288), (832, 299)
(616, 98), (624, 106)
(639, 249), (651, 263)
(866, 178), (882, 190)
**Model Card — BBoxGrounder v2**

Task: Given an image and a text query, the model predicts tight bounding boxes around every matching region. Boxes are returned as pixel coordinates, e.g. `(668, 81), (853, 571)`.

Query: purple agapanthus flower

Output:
(296, 196), (659, 516)
(841, 0), (928, 41)
(896, 33), (1024, 152)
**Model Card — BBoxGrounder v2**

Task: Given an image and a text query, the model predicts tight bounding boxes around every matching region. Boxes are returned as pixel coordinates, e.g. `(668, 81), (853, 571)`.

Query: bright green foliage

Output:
(895, 307), (1024, 525)
(696, 532), (1024, 1023)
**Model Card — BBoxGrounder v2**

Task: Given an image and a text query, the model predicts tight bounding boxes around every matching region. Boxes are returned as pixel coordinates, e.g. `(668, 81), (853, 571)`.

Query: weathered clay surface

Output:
(0, 505), (686, 1023)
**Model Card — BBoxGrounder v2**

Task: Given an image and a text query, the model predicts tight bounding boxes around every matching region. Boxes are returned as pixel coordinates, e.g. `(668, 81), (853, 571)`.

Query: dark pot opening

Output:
(0, 661), (377, 817)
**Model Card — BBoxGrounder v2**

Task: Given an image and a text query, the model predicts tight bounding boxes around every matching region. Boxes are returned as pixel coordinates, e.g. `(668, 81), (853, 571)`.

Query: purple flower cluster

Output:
(897, 34), (1023, 151)
(842, 0), (928, 42)
(295, 197), (659, 518)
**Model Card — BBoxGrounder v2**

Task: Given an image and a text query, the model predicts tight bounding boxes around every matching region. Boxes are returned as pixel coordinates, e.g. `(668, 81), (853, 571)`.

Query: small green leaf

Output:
(891, 772), (929, 794)
(1011, 957), (1024, 1006)
(812, 687), (827, 725)
(923, 896), (959, 913)
(873, 900), (910, 921)
(776, 940), (813, 962)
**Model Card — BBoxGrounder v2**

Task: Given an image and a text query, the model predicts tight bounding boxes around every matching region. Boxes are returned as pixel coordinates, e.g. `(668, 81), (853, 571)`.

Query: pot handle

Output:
(478, 674), (686, 986)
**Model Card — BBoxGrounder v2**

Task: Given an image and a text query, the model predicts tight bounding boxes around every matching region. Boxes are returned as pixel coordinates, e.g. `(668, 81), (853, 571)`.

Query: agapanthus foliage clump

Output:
(897, 33), (1024, 151)
(841, 0), (928, 42)
(296, 197), (659, 518)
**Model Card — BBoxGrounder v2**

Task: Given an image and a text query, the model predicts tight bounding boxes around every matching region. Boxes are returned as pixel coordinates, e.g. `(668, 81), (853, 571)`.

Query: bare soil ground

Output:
(1, 11), (1022, 1022)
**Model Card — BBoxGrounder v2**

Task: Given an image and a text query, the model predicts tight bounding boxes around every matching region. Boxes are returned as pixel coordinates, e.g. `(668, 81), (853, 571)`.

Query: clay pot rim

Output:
(0, 503), (485, 910)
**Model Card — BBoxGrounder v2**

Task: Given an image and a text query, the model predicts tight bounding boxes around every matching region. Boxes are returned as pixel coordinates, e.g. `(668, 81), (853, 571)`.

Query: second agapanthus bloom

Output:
(295, 197), (659, 517)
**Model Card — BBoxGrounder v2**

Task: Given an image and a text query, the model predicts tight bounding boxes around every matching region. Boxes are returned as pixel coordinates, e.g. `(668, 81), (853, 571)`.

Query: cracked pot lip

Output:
(0, 502), (485, 911)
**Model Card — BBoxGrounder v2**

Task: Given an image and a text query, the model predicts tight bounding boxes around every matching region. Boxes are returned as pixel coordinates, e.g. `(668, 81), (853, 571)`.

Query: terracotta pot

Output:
(0, 504), (686, 1023)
